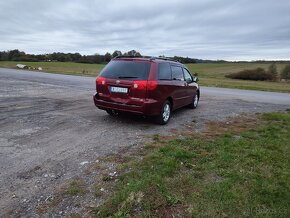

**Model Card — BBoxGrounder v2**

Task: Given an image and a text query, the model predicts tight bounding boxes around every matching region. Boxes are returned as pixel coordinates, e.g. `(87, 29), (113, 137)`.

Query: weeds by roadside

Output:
(65, 179), (88, 196)
(34, 112), (290, 217)
(94, 111), (290, 217)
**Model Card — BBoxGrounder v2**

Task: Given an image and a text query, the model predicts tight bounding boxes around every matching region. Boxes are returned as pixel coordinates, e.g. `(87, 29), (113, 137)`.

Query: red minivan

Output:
(93, 56), (200, 124)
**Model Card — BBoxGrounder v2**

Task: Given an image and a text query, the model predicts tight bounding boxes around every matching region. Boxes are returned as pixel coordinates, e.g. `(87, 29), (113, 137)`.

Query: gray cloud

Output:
(0, 0), (290, 60)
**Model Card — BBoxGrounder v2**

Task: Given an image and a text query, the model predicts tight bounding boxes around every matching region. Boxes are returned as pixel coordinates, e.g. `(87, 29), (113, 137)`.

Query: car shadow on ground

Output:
(103, 106), (194, 125)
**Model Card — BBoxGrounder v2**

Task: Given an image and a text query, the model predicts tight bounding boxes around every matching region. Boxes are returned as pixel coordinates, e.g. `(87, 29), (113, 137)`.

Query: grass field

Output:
(95, 111), (290, 217)
(0, 61), (104, 77)
(186, 63), (290, 92)
(1, 61), (290, 92)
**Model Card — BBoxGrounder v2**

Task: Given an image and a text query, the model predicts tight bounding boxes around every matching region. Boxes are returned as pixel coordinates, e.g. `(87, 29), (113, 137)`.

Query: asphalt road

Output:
(0, 67), (290, 216)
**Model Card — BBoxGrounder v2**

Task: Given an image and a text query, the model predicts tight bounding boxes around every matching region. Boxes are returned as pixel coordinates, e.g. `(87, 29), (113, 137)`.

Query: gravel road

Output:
(1, 68), (290, 216)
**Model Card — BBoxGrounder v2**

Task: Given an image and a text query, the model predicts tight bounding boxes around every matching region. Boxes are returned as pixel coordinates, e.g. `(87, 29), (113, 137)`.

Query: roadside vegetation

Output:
(226, 67), (275, 81)
(94, 111), (290, 217)
(281, 65), (290, 80)
(225, 63), (289, 82)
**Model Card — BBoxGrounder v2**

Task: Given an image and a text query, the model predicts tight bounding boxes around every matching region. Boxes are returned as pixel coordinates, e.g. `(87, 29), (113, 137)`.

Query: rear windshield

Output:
(100, 60), (151, 80)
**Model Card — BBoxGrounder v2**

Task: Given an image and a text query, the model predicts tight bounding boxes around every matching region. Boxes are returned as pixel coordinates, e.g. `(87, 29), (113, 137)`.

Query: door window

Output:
(171, 66), (184, 81)
(183, 68), (193, 83)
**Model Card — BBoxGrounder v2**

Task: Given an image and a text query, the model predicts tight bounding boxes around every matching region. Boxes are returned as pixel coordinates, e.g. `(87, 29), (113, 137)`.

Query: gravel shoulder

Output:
(0, 68), (289, 216)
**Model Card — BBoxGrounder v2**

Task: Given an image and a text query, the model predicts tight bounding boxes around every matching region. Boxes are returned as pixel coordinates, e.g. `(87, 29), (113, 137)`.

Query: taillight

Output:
(96, 77), (106, 85)
(132, 80), (157, 91)
(132, 81), (147, 90)
(147, 80), (157, 91)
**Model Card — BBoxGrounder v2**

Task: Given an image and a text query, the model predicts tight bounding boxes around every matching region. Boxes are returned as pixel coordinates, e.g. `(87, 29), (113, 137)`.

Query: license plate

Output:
(110, 86), (128, 93)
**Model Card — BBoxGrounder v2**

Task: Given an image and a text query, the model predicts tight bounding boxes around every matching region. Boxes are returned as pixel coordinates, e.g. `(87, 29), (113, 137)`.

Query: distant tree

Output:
(112, 50), (122, 58)
(71, 53), (82, 62)
(268, 63), (278, 81)
(57, 53), (67, 62)
(126, 50), (141, 56)
(104, 52), (112, 62)
(8, 49), (24, 60)
(0, 51), (9, 61)
(135, 52), (142, 57)
(94, 54), (103, 64)
(281, 65), (290, 80)
(35, 54), (46, 61)
(173, 56), (198, 64)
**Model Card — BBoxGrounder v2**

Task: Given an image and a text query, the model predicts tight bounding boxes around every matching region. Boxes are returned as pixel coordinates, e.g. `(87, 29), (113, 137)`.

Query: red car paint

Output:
(93, 57), (200, 124)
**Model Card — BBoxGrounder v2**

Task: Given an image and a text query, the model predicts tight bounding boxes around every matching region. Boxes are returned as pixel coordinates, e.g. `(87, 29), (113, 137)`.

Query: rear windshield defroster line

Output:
(100, 60), (151, 80)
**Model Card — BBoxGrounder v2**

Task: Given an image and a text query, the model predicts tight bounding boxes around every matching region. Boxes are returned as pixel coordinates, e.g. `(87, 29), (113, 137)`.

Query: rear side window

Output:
(158, 63), (171, 80)
(171, 65), (184, 81)
(100, 60), (151, 80)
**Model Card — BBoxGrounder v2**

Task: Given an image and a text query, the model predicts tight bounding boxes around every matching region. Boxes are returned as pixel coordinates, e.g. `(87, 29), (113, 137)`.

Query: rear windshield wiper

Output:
(118, 76), (138, 79)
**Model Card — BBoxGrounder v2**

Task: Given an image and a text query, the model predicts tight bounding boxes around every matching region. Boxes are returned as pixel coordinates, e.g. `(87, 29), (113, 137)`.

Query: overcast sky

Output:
(1, 0), (290, 60)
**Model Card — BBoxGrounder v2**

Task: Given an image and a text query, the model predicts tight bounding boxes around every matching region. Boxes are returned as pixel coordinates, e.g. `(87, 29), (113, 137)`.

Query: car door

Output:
(183, 68), (198, 105)
(170, 65), (188, 109)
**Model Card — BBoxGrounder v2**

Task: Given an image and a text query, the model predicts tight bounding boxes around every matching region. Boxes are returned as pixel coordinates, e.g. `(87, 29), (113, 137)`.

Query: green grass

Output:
(95, 112), (290, 217)
(65, 179), (87, 196)
(0, 61), (104, 77)
(187, 62), (287, 79)
(198, 77), (290, 93)
(1, 61), (289, 92)
(187, 63), (290, 92)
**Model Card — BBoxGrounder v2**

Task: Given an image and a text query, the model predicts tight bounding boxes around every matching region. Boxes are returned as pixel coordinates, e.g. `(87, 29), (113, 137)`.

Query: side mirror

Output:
(186, 78), (193, 83)
(193, 77), (199, 83)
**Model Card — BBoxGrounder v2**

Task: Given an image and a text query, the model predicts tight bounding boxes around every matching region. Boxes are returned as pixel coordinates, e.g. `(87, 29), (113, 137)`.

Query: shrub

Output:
(268, 63), (278, 81)
(226, 68), (273, 81)
(280, 65), (290, 80)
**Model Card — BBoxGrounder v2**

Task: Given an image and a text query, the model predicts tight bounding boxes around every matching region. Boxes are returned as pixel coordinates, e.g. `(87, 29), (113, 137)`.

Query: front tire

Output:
(156, 100), (171, 125)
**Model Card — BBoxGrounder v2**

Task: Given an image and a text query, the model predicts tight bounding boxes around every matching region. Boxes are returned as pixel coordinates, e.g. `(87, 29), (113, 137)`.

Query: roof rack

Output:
(114, 55), (180, 63)
(149, 56), (180, 63)
(114, 55), (143, 59)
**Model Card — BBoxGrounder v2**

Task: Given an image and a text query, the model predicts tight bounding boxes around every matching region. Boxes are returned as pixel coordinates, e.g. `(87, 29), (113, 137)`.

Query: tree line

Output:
(0, 49), (117, 64)
(0, 49), (218, 64)
(1, 49), (290, 66)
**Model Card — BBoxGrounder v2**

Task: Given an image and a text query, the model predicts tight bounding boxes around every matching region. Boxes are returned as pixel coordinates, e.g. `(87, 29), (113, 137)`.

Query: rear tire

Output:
(106, 109), (120, 116)
(189, 92), (199, 109)
(156, 100), (171, 125)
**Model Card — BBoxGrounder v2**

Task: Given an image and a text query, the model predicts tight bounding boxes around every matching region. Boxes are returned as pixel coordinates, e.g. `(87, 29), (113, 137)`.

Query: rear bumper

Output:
(93, 93), (160, 116)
